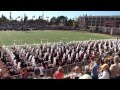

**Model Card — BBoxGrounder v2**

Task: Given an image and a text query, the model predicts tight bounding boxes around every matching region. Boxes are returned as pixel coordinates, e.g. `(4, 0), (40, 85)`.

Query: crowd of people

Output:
(0, 21), (46, 31)
(0, 38), (120, 79)
(0, 21), (74, 31)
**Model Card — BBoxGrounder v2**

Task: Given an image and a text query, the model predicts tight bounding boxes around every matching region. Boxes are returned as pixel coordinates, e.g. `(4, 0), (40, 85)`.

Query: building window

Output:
(116, 18), (119, 20)
(106, 18), (109, 20)
(111, 18), (115, 20)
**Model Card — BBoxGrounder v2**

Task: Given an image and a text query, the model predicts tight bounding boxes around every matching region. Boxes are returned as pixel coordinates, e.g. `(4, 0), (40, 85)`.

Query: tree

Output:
(0, 14), (9, 22)
(56, 16), (68, 26)
(20, 17), (23, 22)
(50, 17), (57, 25)
(66, 18), (74, 28)
(73, 19), (79, 29)
(28, 19), (34, 23)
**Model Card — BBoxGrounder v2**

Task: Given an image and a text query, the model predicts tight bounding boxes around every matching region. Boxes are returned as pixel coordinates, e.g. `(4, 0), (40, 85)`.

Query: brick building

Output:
(78, 15), (120, 28)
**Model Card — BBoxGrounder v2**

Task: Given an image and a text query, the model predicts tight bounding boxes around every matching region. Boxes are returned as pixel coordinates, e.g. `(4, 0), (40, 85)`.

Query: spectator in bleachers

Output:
(37, 63), (44, 77)
(53, 67), (64, 79)
(98, 64), (110, 79)
(104, 58), (111, 67)
(80, 74), (92, 79)
(109, 55), (120, 79)
(70, 66), (83, 79)
(91, 60), (101, 79)
(84, 65), (91, 76)
(20, 67), (28, 79)
(34, 68), (41, 79)
(79, 65), (92, 79)
(0, 69), (3, 79)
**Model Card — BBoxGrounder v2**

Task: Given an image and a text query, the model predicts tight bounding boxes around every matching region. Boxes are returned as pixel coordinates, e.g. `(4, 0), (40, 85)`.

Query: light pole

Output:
(42, 11), (44, 20)
(10, 11), (12, 21)
(46, 17), (49, 24)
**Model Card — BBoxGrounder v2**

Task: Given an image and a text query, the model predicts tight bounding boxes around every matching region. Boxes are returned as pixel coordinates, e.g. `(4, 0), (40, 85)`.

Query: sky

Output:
(0, 11), (120, 20)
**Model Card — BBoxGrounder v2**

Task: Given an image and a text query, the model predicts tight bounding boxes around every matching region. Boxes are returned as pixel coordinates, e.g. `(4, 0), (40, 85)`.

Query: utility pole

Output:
(42, 11), (45, 27)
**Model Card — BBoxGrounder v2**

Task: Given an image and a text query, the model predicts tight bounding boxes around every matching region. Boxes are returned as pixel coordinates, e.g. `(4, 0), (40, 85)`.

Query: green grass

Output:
(0, 30), (119, 46)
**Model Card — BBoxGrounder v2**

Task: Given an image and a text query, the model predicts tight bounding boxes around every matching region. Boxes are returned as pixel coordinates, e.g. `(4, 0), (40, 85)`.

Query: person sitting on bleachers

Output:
(70, 66), (83, 79)
(98, 64), (110, 79)
(109, 55), (120, 79)
(53, 67), (64, 79)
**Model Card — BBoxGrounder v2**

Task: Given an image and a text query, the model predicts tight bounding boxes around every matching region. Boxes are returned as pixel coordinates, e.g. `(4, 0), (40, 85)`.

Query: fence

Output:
(6, 60), (90, 79)
(98, 27), (120, 35)
(44, 60), (90, 77)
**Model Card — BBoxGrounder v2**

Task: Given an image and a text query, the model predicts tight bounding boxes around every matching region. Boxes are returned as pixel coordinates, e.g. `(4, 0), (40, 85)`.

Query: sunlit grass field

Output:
(0, 30), (119, 46)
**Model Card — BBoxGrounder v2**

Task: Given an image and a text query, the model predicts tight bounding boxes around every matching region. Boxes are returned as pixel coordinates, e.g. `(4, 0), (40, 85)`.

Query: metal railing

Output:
(44, 60), (90, 77)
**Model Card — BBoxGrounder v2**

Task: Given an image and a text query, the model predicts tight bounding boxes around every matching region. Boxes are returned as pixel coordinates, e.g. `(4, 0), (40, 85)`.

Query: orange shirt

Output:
(54, 71), (64, 79)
